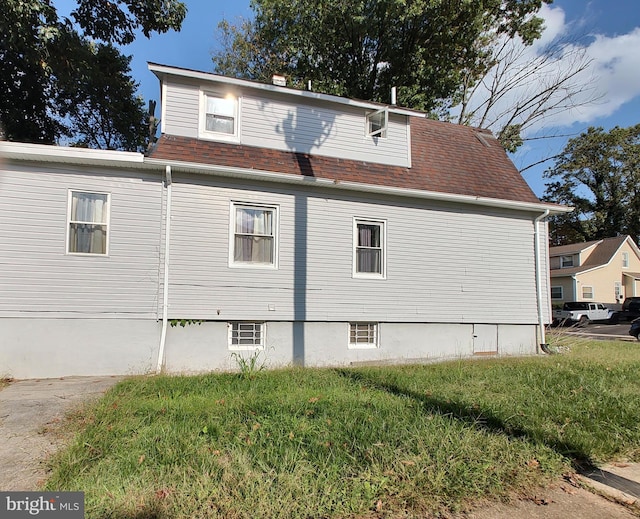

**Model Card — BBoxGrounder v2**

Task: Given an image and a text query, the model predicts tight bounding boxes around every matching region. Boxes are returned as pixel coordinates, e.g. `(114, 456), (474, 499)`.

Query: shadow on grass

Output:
(334, 368), (596, 472)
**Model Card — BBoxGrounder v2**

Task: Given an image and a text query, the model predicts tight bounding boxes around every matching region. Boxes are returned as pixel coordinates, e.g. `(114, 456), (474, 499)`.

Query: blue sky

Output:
(70, 0), (640, 199)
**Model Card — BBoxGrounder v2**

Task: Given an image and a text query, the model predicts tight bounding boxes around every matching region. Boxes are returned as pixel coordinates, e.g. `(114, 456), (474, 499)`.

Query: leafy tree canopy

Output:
(0, 0), (186, 150)
(543, 124), (640, 246)
(213, 0), (550, 114)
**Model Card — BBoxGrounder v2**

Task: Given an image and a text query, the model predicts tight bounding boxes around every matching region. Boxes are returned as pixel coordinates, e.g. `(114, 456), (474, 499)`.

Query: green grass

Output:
(45, 341), (640, 518)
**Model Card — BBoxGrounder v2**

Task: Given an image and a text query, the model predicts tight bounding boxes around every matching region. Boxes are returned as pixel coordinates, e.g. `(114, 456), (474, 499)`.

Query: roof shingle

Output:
(149, 116), (541, 204)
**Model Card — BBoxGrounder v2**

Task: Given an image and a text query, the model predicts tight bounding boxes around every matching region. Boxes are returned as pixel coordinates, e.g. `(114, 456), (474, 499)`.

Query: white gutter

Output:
(534, 209), (550, 352)
(144, 157), (571, 215)
(156, 165), (172, 373)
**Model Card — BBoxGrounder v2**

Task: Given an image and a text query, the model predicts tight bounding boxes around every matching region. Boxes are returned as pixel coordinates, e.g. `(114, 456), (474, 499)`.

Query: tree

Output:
(212, 0), (551, 113)
(451, 33), (598, 152)
(0, 0), (186, 150)
(543, 125), (640, 246)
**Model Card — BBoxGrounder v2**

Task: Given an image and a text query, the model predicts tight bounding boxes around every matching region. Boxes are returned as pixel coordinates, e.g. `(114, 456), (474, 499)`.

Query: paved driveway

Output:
(0, 376), (122, 490)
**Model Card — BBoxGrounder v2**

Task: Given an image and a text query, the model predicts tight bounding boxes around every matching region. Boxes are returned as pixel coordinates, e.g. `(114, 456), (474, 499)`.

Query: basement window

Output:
(349, 322), (379, 349)
(229, 322), (265, 350)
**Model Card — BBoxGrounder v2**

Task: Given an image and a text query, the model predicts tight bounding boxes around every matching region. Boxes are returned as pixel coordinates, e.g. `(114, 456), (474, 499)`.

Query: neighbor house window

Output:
(230, 203), (277, 267)
(582, 286), (594, 299)
(67, 191), (109, 255)
(349, 322), (379, 349)
(551, 286), (563, 299)
(366, 108), (388, 138)
(560, 255), (574, 268)
(622, 252), (629, 268)
(201, 92), (238, 138)
(354, 219), (386, 278)
(229, 322), (264, 350)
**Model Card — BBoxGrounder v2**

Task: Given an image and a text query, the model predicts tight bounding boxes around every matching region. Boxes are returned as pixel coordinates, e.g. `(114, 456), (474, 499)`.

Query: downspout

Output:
(534, 209), (550, 353)
(156, 165), (172, 373)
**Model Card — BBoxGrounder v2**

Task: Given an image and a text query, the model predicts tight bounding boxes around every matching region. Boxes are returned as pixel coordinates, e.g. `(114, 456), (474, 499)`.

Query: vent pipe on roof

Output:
(391, 86), (397, 105)
(307, 80), (312, 91)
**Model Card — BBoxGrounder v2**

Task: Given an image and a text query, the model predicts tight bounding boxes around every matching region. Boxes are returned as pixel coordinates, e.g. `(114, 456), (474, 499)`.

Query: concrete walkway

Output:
(0, 376), (122, 490)
(0, 376), (638, 518)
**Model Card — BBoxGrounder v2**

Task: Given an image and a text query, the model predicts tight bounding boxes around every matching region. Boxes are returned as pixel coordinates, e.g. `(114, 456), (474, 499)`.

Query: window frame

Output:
(353, 218), (386, 279)
(622, 252), (629, 268)
(560, 255), (574, 268)
(582, 286), (594, 299)
(348, 322), (379, 349)
(199, 90), (240, 142)
(551, 286), (563, 300)
(229, 202), (279, 269)
(228, 321), (265, 351)
(366, 108), (388, 138)
(66, 190), (110, 256)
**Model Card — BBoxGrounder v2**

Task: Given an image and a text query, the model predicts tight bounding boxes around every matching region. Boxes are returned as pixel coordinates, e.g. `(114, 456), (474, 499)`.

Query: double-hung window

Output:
(354, 219), (385, 278)
(560, 255), (574, 268)
(67, 191), (109, 255)
(201, 92), (239, 139)
(551, 286), (563, 299)
(231, 203), (278, 267)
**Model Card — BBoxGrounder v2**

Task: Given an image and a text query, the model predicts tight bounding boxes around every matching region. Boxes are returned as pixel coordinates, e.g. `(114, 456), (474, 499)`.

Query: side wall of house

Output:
(162, 78), (410, 167)
(0, 162), (163, 378)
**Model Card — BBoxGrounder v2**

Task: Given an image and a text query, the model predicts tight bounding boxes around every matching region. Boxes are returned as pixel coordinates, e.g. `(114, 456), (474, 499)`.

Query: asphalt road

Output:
(557, 320), (638, 341)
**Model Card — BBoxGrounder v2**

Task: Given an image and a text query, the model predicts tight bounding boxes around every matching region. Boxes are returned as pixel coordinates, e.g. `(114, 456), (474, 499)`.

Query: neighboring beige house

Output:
(549, 236), (640, 305)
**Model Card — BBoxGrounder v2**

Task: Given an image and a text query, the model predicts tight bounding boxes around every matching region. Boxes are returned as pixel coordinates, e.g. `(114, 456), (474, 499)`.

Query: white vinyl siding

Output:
(166, 176), (546, 324)
(0, 163), (162, 318)
(161, 81), (410, 167)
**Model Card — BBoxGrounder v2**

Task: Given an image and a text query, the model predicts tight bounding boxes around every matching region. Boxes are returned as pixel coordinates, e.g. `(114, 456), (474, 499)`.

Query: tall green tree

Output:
(0, 0), (186, 150)
(543, 125), (640, 246)
(213, 0), (550, 113)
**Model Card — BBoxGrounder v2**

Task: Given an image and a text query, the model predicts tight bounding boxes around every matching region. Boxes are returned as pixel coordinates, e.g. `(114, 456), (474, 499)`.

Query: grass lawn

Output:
(46, 340), (640, 518)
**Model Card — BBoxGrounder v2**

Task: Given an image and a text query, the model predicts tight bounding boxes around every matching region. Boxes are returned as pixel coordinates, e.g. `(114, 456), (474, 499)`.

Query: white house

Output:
(0, 63), (569, 379)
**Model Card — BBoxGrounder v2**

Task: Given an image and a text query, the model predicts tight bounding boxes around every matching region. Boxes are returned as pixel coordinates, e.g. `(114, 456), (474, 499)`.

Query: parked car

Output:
(629, 318), (640, 340)
(616, 297), (640, 322)
(552, 301), (615, 326)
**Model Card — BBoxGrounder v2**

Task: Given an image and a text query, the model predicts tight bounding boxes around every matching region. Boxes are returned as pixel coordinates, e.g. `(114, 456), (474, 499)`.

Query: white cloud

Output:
(450, 4), (640, 135)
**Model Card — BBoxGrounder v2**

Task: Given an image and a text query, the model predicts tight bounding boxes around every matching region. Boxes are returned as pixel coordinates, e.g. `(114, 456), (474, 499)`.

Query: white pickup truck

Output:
(552, 302), (614, 326)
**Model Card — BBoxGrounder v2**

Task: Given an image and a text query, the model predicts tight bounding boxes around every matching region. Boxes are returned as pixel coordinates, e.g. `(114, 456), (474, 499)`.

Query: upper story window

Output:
(622, 252), (629, 268)
(560, 255), (574, 268)
(67, 191), (109, 255)
(366, 108), (388, 138)
(230, 203), (278, 268)
(200, 92), (239, 140)
(354, 219), (386, 278)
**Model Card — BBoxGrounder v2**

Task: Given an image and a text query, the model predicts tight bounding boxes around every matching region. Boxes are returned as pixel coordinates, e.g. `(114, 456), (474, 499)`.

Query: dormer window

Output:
(200, 92), (239, 140)
(366, 108), (388, 138)
(560, 255), (574, 268)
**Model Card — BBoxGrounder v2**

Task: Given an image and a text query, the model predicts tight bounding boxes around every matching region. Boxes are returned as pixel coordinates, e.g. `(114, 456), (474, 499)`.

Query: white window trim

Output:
(348, 322), (379, 349)
(353, 218), (386, 279)
(228, 321), (265, 351)
(199, 90), (241, 142)
(582, 286), (594, 299)
(622, 252), (629, 268)
(66, 189), (110, 256)
(551, 286), (563, 299)
(366, 108), (388, 138)
(229, 202), (279, 269)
